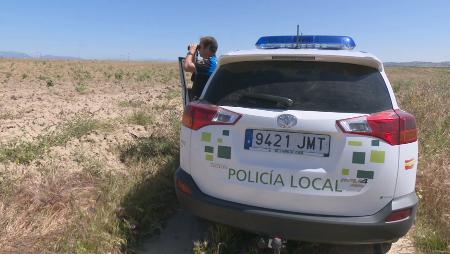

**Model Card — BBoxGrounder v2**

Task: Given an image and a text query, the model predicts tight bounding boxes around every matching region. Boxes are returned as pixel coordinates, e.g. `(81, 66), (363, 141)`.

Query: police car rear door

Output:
(178, 57), (190, 107)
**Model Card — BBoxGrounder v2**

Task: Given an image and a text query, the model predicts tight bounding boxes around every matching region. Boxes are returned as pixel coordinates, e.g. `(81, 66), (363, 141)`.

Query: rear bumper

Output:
(175, 168), (418, 244)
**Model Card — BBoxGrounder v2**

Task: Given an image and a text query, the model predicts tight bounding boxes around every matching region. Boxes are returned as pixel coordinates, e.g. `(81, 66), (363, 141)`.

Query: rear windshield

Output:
(203, 61), (392, 113)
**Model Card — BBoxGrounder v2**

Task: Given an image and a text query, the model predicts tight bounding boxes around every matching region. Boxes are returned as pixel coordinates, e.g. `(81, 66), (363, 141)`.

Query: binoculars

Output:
(187, 44), (200, 51)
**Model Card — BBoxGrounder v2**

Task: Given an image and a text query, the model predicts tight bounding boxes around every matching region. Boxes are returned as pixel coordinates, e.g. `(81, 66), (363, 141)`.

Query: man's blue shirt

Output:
(195, 55), (218, 76)
(192, 55), (218, 98)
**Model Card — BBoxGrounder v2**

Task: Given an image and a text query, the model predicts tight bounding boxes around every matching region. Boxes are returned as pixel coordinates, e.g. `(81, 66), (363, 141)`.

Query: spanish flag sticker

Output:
(405, 159), (416, 170)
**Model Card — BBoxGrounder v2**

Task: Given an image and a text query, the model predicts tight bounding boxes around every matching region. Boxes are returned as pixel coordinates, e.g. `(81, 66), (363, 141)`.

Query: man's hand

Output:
(184, 43), (197, 73)
(188, 44), (198, 55)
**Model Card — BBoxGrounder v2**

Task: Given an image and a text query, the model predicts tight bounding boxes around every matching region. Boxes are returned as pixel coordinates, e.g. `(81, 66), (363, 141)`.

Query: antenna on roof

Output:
(295, 25), (303, 49)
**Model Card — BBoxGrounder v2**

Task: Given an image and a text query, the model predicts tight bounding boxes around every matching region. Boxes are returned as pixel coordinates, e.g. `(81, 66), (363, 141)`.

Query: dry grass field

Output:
(0, 59), (448, 253)
(388, 68), (449, 253)
(0, 59), (181, 253)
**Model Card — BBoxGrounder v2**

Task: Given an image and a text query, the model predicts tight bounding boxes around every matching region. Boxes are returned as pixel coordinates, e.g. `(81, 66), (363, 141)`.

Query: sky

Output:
(1, 0), (449, 62)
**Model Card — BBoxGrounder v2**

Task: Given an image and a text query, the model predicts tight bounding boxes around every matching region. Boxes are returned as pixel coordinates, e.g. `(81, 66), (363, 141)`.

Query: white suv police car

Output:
(175, 35), (418, 249)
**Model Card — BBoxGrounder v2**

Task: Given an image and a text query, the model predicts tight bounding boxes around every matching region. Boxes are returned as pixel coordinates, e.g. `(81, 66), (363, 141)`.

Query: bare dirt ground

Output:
(0, 59), (180, 176)
(0, 59), (420, 253)
(0, 59), (179, 143)
(390, 231), (416, 254)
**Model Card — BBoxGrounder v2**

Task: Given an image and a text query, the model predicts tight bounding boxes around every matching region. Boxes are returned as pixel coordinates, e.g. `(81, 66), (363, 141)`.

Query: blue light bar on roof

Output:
(255, 35), (356, 50)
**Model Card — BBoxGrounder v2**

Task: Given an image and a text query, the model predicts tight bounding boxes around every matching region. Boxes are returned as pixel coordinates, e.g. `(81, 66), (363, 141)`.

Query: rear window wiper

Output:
(241, 93), (294, 108)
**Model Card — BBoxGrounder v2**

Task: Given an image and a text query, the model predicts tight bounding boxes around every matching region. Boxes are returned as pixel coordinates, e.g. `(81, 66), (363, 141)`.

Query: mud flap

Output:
(178, 57), (190, 108)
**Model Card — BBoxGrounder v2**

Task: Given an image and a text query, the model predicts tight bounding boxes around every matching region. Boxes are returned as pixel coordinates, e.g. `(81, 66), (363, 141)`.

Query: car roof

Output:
(220, 49), (383, 71)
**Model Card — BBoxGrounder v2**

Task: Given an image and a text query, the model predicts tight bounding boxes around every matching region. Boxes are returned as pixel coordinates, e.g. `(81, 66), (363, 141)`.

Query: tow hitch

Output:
(257, 236), (286, 254)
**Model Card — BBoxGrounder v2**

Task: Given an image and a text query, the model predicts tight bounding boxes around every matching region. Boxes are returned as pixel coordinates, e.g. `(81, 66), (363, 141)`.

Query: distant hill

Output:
(384, 61), (450, 67)
(0, 51), (81, 60)
(39, 55), (82, 60)
(0, 51), (32, 59)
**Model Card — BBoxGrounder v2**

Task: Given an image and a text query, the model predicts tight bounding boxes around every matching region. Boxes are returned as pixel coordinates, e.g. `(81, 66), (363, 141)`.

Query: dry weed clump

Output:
(0, 164), (102, 253)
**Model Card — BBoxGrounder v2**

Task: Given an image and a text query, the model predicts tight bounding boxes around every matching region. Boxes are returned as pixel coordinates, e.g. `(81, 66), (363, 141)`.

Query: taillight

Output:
(396, 110), (418, 144)
(337, 109), (417, 145)
(385, 208), (412, 222)
(176, 179), (192, 195)
(182, 102), (241, 130)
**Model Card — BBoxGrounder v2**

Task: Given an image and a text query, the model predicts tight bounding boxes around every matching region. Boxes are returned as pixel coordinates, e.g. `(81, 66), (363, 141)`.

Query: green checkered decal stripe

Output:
(201, 130), (232, 161)
(342, 140), (385, 181)
(357, 170), (374, 179)
(218, 146), (231, 159)
(352, 152), (365, 164)
(202, 133), (213, 161)
(370, 150), (385, 163)
(342, 168), (350, 176)
(204, 146), (214, 153)
(348, 141), (362, 146)
(201, 132), (211, 142)
(205, 154), (213, 161)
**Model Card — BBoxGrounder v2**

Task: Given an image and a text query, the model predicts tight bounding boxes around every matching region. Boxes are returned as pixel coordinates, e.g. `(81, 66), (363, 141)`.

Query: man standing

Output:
(183, 36), (218, 100)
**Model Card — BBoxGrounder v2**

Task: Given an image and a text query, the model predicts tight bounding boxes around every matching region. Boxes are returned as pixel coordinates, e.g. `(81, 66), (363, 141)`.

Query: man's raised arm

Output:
(183, 44), (197, 73)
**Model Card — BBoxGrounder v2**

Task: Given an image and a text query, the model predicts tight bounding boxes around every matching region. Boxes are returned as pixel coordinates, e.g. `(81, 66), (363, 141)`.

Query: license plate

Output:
(244, 129), (330, 157)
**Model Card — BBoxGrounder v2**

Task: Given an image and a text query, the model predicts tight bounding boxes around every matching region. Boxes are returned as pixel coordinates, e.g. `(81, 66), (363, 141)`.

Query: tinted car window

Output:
(203, 61), (392, 113)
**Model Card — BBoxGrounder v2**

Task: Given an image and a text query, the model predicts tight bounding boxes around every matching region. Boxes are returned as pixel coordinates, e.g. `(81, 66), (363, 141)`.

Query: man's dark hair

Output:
(200, 36), (218, 54)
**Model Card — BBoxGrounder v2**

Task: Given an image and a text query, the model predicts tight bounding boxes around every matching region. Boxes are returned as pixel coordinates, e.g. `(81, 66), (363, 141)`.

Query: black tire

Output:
(373, 242), (392, 254)
(381, 242), (392, 253)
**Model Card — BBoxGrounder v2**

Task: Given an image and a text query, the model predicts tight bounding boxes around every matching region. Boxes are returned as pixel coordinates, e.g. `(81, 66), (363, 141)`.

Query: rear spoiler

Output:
(220, 54), (383, 71)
